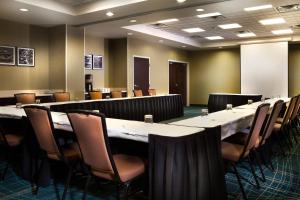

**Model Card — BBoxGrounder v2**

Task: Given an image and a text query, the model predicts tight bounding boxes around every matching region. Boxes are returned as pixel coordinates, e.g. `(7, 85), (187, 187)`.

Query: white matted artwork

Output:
(85, 55), (93, 69)
(93, 55), (103, 70)
(17, 47), (35, 67)
(241, 42), (288, 98)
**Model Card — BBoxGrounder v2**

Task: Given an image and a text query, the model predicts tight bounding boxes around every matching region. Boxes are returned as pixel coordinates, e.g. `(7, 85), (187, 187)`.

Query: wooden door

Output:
(169, 61), (187, 105)
(134, 57), (150, 95)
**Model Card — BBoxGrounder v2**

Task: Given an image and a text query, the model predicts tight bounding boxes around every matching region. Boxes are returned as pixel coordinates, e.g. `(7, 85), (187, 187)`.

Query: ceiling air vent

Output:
(189, 35), (203, 39)
(276, 4), (300, 13)
(291, 24), (300, 29)
(149, 23), (168, 29)
(237, 30), (251, 34)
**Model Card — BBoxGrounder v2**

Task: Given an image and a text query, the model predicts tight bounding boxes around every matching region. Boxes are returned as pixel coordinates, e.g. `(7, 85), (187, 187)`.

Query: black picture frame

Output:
(17, 47), (35, 67)
(85, 54), (93, 69)
(93, 55), (103, 70)
(0, 46), (15, 66)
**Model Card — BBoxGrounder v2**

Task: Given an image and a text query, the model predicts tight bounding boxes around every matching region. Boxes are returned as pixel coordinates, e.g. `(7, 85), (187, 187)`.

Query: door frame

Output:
(133, 55), (151, 93)
(168, 60), (190, 106)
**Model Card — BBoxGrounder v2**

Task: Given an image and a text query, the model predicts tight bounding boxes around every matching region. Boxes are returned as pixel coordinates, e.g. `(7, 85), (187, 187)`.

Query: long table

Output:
(45, 94), (183, 123)
(170, 97), (290, 140)
(208, 93), (262, 113)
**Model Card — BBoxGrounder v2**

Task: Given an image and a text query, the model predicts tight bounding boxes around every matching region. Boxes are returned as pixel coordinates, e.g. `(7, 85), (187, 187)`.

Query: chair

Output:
(67, 111), (145, 200)
(53, 92), (70, 102)
(0, 123), (24, 180)
(133, 90), (143, 97)
(148, 89), (156, 96)
(24, 106), (79, 199)
(89, 91), (102, 100)
(111, 91), (122, 98)
(14, 93), (36, 104)
(222, 103), (270, 200)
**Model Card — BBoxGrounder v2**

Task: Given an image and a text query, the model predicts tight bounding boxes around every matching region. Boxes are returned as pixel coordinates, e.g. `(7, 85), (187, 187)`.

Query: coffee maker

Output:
(85, 74), (93, 92)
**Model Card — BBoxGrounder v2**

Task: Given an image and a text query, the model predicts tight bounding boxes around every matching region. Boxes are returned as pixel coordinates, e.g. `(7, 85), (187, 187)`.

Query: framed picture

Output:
(85, 54), (93, 69)
(17, 47), (34, 67)
(93, 55), (103, 70)
(0, 46), (15, 66)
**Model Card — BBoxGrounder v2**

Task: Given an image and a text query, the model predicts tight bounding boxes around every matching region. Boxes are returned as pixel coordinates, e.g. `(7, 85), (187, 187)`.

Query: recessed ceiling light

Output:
(219, 47), (223, 49)
(244, 4), (273, 11)
(237, 32), (256, 38)
(182, 27), (205, 33)
(205, 36), (224, 40)
(128, 32), (133, 35)
(272, 29), (294, 35)
(158, 40), (164, 43)
(196, 8), (204, 12)
(157, 18), (179, 23)
(259, 17), (285, 25)
(218, 23), (242, 29)
(197, 12), (222, 18)
(106, 11), (114, 17)
(130, 19), (137, 23)
(182, 45), (186, 48)
(19, 8), (29, 12)
(177, 0), (186, 3)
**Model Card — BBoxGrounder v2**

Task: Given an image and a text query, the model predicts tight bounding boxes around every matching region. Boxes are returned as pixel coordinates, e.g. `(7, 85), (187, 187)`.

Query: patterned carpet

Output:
(0, 107), (299, 199)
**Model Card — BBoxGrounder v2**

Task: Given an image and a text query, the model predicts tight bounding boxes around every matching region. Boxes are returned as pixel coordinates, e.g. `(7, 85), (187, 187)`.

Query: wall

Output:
(0, 19), (49, 90)
(66, 26), (85, 100)
(288, 43), (300, 97)
(108, 38), (127, 88)
(49, 25), (66, 90)
(84, 34), (105, 90)
(189, 48), (241, 105)
(127, 38), (189, 97)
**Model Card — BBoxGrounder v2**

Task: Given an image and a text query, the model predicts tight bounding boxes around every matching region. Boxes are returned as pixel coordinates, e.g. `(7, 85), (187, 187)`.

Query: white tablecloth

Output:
(0, 107), (204, 143)
(170, 98), (290, 139)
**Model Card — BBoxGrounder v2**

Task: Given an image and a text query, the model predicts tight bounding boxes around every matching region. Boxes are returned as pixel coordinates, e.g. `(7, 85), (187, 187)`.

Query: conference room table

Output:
(170, 97), (290, 140)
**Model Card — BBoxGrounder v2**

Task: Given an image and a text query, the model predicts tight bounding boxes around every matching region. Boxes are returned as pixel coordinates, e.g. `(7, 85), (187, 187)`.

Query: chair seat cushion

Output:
(273, 123), (281, 132)
(91, 154), (145, 182)
(221, 142), (247, 162)
(276, 118), (283, 124)
(1, 134), (23, 147)
(224, 132), (260, 148)
(48, 143), (80, 161)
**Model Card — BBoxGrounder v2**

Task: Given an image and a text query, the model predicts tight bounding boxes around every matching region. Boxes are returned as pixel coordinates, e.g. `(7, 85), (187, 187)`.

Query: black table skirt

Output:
(149, 126), (227, 200)
(50, 95), (184, 122)
(208, 93), (262, 113)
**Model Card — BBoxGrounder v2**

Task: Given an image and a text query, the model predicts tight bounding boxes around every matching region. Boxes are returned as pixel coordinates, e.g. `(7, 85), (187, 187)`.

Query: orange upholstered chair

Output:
(133, 89), (143, 97)
(111, 91), (122, 98)
(89, 91), (102, 100)
(53, 92), (70, 102)
(67, 111), (145, 199)
(148, 89), (156, 96)
(24, 106), (79, 199)
(14, 93), (36, 104)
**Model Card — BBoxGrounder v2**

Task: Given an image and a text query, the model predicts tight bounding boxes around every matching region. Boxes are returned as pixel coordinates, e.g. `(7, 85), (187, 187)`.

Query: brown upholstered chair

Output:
(24, 106), (79, 199)
(89, 91), (102, 100)
(111, 91), (122, 98)
(222, 103), (270, 200)
(0, 124), (24, 180)
(53, 92), (70, 102)
(14, 93), (36, 104)
(273, 96), (298, 151)
(133, 89), (143, 97)
(67, 111), (145, 200)
(148, 89), (156, 96)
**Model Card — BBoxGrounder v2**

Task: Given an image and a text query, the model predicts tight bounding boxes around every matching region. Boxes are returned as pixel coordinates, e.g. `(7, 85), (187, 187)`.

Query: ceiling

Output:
(0, 0), (300, 49)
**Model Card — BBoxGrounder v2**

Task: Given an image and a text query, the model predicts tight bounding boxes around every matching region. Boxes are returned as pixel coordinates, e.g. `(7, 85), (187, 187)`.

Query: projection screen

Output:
(241, 42), (288, 98)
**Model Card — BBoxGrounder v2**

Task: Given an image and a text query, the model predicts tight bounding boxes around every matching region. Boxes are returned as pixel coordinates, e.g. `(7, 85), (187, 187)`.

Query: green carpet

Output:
(0, 106), (299, 199)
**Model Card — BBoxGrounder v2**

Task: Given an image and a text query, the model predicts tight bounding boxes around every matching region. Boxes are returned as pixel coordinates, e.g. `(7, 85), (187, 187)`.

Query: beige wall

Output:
(108, 38), (127, 88)
(66, 26), (85, 100)
(289, 43), (300, 97)
(84, 34), (105, 90)
(189, 48), (241, 105)
(0, 19), (49, 90)
(49, 25), (66, 90)
(127, 38), (189, 97)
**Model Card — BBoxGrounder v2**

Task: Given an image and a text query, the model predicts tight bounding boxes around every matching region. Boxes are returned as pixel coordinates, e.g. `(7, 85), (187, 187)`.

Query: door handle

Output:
(175, 83), (178, 87)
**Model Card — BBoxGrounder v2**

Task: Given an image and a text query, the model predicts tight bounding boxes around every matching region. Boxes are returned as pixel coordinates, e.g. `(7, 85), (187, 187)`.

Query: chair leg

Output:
(247, 156), (260, 189)
(33, 157), (46, 195)
(253, 151), (266, 182)
(232, 163), (247, 200)
(116, 183), (121, 200)
(82, 175), (92, 200)
(123, 182), (130, 200)
(62, 164), (74, 200)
